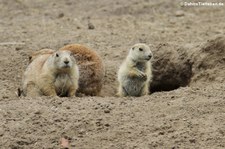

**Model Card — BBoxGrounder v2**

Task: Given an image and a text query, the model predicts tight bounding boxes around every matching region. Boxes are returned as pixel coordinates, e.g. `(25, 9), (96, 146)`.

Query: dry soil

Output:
(0, 0), (225, 148)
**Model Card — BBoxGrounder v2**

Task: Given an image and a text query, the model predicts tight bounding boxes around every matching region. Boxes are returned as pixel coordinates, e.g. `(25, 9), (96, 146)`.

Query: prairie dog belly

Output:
(54, 74), (73, 96)
(123, 77), (145, 97)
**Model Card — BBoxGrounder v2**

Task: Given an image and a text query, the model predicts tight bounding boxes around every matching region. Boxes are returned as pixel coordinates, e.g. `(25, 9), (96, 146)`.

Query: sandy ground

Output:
(0, 0), (225, 148)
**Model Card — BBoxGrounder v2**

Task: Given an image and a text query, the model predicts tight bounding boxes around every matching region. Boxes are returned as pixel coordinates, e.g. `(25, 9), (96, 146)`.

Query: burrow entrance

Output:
(150, 36), (225, 93)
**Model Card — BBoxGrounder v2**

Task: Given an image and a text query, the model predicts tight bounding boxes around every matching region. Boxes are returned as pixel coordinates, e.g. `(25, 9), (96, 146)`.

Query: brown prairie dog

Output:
(59, 44), (105, 96)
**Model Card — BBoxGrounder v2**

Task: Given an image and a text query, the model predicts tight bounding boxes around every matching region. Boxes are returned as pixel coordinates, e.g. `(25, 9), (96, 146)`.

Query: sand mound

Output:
(150, 36), (225, 92)
(151, 43), (192, 92)
(190, 36), (225, 85)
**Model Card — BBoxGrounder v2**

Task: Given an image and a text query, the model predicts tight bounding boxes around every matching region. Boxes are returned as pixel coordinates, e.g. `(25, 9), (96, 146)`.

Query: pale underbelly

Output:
(123, 78), (145, 96)
(54, 74), (72, 97)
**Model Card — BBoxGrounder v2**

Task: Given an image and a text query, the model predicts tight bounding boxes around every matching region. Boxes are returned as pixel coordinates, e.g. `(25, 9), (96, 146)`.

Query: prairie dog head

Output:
(128, 43), (153, 62)
(52, 50), (76, 70)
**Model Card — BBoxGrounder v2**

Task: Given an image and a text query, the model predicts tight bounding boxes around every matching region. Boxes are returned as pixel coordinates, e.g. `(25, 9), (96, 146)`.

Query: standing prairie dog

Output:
(22, 50), (79, 97)
(117, 43), (153, 97)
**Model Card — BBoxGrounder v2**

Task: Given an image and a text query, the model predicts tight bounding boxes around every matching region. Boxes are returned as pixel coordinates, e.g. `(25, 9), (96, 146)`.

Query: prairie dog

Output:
(22, 50), (79, 97)
(59, 44), (105, 96)
(28, 44), (105, 96)
(117, 43), (153, 97)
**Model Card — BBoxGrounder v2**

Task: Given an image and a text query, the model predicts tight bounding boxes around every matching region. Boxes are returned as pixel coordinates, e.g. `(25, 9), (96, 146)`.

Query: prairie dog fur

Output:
(28, 44), (105, 96)
(22, 50), (79, 97)
(117, 43), (153, 97)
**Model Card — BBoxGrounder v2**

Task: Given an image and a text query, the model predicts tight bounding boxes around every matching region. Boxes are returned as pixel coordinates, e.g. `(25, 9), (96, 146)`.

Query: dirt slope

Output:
(0, 0), (225, 148)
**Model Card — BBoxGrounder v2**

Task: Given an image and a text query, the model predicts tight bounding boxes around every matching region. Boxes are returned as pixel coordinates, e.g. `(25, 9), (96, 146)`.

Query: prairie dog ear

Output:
(148, 44), (154, 49)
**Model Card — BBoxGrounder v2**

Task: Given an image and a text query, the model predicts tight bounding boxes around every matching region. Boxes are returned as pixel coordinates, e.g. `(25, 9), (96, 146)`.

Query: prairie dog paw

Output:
(138, 72), (147, 80)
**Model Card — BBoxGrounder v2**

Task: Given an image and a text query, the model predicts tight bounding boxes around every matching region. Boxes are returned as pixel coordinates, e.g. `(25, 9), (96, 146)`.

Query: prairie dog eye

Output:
(56, 53), (59, 57)
(139, 48), (143, 51)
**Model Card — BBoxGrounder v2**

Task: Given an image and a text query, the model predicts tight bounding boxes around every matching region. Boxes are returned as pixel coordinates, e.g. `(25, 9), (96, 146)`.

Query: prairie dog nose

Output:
(148, 54), (152, 59)
(64, 60), (69, 64)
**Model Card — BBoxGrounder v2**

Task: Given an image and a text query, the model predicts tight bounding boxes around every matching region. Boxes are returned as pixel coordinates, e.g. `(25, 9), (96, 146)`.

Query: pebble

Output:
(104, 109), (110, 113)
(88, 22), (95, 30)
(58, 13), (64, 18)
(175, 10), (185, 17)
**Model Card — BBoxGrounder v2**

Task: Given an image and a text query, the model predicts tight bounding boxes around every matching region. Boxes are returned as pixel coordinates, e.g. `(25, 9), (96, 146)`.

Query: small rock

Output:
(186, 26), (191, 29)
(96, 118), (102, 121)
(15, 47), (22, 51)
(0, 128), (4, 136)
(88, 22), (95, 30)
(96, 121), (101, 126)
(169, 19), (176, 24)
(114, 54), (120, 58)
(78, 129), (85, 134)
(104, 109), (110, 113)
(189, 139), (196, 143)
(34, 110), (41, 114)
(105, 123), (110, 127)
(58, 13), (64, 18)
(2, 95), (9, 99)
(74, 18), (83, 29)
(158, 131), (165, 135)
(175, 10), (185, 17)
